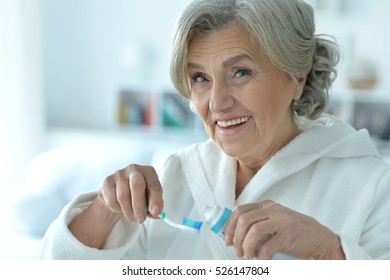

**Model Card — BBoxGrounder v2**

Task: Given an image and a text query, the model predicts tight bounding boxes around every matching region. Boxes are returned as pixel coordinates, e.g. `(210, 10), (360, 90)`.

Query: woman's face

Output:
(187, 25), (303, 167)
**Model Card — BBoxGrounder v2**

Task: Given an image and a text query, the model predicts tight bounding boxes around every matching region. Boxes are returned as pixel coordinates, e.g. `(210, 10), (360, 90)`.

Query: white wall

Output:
(311, 0), (390, 91)
(43, 0), (192, 129)
(0, 0), (46, 189)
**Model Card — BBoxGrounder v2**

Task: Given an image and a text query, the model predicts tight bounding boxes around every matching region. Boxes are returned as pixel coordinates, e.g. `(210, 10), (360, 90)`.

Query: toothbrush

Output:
(146, 207), (203, 232)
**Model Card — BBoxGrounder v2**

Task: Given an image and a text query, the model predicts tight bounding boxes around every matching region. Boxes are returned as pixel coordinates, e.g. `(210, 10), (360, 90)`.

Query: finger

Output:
(115, 172), (134, 221)
(226, 201), (274, 253)
(233, 211), (269, 257)
(225, 200), (275, 244)
(99, 175), (122, 213)
(143, 167), (164, 216)
(129, 170), (147, 223)
(224, 203), (258, 245)
(256, 234), (283, 260)
(254, 233), (273, 259)
(242, 219), (277, 259)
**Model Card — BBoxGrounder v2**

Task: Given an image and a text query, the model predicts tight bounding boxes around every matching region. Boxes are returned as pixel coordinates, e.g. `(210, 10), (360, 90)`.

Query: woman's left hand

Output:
(224, 200), (346, 260)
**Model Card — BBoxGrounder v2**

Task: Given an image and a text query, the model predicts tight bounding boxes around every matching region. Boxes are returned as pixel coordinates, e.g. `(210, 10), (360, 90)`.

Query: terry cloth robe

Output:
(39, 115), (390, 260)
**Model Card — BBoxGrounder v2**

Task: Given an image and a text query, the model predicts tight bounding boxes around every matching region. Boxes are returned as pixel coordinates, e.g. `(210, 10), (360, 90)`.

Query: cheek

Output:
(249, 85), (293, 116)
(191, 95), (209, 122)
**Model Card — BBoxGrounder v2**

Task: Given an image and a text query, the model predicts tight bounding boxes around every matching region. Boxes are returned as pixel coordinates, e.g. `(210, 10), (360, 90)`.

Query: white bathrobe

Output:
(39, 115), (390, 259)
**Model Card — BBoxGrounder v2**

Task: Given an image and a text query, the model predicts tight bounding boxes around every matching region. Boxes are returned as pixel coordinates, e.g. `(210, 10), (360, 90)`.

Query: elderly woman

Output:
(40, 0), (390, 260)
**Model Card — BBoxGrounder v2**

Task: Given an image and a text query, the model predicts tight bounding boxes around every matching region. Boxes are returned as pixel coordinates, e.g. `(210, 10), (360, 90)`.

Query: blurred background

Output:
(0, 0), (389, 259)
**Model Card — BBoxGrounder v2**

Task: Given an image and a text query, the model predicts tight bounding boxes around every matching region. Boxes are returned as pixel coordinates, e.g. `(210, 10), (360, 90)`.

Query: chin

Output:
(216, 141), (243, 158)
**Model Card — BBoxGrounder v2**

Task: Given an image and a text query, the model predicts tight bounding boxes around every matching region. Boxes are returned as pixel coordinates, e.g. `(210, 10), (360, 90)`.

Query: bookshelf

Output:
(116, 88), (205, 133)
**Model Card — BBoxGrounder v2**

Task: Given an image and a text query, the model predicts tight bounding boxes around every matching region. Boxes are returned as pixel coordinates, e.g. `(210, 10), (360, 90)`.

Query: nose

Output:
(209, 80), (235, 113)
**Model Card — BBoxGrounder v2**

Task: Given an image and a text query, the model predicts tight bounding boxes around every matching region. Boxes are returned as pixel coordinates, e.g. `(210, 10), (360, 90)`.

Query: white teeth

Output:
(217, 117), (250, 128)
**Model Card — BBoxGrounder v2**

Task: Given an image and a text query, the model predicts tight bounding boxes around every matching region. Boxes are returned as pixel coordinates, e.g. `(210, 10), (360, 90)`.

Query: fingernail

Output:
(235, 249), (244, 258)
(225, 235), (232, 245)
(136, 213), (146, 224)
(151, 204), (160, 215)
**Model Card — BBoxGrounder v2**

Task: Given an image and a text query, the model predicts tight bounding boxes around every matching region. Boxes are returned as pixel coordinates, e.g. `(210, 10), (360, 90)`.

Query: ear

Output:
(293, 76), (306, 101)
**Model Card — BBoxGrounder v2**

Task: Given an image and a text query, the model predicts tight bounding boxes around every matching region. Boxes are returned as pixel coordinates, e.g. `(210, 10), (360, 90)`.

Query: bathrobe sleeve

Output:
(339, 168), (390, 260)
(39, 191), (147, 260)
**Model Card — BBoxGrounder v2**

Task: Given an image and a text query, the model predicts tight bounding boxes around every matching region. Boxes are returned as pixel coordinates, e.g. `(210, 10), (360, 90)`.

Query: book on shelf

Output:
(117, 89), (201, 130)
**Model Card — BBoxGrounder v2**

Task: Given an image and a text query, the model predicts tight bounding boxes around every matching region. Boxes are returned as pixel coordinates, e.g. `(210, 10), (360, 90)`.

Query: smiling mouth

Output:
(216, 116), (251, 128)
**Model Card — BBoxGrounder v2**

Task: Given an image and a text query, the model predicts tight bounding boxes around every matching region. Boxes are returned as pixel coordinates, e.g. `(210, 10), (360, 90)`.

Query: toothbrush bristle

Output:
(182, 217), (203, 230)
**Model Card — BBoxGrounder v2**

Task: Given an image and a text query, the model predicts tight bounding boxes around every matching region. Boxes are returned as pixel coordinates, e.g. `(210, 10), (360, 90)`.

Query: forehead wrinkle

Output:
(187, 62), (204, 71)
(187, 26), (260, 71)
(222, 54), (253, 67)
(187, 53), (253, 71)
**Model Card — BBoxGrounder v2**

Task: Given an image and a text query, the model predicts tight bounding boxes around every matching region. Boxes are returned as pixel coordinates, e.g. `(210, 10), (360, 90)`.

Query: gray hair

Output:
(170, 0), (339, 120)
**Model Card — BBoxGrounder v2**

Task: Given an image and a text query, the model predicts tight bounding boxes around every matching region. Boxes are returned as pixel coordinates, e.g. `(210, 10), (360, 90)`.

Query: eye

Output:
(191, 73), (208, 83)
(233, 68), (252, 78)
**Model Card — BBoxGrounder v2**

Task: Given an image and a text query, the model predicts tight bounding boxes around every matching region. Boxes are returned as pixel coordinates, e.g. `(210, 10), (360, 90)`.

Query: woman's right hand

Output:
(68, 164), (164, 249)
(98, 164), (164, 223)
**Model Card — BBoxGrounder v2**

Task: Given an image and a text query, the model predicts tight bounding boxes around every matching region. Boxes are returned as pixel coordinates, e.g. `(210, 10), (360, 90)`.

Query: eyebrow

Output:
(187, 54), (253, 70)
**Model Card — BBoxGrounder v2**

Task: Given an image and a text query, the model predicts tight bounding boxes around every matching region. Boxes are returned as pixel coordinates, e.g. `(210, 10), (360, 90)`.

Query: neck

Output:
(235, 163), (257, 198)
(235, 124), (302, 198)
